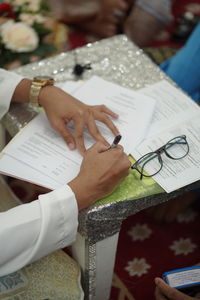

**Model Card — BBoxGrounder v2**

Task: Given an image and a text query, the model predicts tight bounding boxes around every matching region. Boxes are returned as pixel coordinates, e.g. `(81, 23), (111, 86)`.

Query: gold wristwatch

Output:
(29, 76), (54, 107)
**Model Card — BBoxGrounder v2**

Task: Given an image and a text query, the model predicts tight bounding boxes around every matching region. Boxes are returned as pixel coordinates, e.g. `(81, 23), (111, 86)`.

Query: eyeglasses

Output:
(131, 135), (189, 180)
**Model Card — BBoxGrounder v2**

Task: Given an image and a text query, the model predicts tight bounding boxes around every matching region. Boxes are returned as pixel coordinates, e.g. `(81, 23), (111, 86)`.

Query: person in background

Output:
(124, 0), (173, 47)
(48, 0), (173, 48)
(160, 22), (200, 103)
(81, 0), (173, 47)
(0, 68), (131, 276)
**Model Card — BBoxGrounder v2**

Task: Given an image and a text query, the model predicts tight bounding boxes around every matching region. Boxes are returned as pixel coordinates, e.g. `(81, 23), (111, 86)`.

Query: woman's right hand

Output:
(68, 142), (131, 210)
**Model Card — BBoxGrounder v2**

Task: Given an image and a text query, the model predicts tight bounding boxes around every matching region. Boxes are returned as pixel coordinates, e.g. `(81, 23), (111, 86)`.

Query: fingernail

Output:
(68, 143), (75, 150)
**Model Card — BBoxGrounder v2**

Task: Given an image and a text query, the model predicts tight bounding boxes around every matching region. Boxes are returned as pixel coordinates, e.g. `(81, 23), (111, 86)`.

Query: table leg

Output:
(71, 232), (119, 300)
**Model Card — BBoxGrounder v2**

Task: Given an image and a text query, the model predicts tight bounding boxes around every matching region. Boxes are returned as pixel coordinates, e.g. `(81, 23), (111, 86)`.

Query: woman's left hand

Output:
(155, 277), (197, 300)
(39, 85), (119, 154)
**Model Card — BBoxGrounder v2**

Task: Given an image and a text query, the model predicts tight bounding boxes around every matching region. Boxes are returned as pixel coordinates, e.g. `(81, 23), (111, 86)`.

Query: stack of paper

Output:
(131, 80), (200, 192)
(0, 76), (156, 190)
(1, 76), (200, 193)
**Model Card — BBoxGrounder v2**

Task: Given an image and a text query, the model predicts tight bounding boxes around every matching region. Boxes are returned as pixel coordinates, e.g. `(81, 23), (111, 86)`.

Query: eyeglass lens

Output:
(134, 152), (162, 177)
(132, 135), (189, 178)
(164, 136), (189, 159)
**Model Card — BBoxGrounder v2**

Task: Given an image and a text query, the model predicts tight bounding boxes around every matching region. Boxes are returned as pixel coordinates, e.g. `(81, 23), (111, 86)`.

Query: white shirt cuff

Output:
(0, 69), (24, 119)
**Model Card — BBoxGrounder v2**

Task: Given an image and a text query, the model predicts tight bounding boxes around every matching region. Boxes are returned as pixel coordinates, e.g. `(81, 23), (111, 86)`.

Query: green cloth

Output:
(96, 155), (164, 206)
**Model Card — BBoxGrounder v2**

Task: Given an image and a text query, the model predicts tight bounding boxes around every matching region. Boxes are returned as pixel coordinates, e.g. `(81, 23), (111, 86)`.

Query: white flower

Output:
(0, 20), (39, 52)
(8, 0), (40, 11)
(177, 208), (197, 223)
(19, 13), (46, 26)
(28, 0), (41, 12)
(170, 238), (197, 255)
(128, 223), (152, 241)
(125, 258), (151, 277)
(12, 0), (28, 5)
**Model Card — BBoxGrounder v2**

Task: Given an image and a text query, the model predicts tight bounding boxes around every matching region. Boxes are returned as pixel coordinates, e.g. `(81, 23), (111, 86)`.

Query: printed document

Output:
(1, 78), (200, 193)
(131, 80), (200, 192)
(139, 80), (199, 137)
(0, 76), (155, 190)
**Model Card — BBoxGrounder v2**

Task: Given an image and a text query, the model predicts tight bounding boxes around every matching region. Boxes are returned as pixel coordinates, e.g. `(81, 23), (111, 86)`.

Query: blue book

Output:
(162, 266), (200, 296)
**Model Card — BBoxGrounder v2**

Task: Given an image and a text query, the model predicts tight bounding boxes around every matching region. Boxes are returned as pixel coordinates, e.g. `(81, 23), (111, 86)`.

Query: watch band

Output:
(29, 78), (54, 107)
(29, 81), (43, 107)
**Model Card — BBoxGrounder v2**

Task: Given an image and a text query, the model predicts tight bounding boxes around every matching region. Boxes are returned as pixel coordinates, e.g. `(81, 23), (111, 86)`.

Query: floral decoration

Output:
(0, 0), (56, 68)
(127, 223), (152, 241)
(170, 237), (197, 255)
(125, 258), (151, 277)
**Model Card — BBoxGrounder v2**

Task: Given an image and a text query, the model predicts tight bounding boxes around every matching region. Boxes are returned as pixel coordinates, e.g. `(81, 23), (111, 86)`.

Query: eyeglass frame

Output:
(131, 135), (189, 180)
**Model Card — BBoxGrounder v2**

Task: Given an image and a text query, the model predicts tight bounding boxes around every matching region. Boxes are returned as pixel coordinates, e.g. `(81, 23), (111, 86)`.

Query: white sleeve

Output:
(0, 184), (78, 276)
(0, 68), (24, 119)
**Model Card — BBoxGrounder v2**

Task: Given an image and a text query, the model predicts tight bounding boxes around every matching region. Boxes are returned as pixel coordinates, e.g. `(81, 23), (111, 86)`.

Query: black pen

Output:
(109, 135), (122, 149)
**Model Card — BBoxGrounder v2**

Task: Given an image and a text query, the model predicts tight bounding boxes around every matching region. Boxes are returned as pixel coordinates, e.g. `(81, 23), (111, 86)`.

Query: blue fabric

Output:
(160, 23), (200, 103)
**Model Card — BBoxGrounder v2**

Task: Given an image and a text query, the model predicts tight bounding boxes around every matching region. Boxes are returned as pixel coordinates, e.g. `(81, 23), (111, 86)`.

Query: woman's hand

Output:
(155, 277), (198, 300)
(68, 142), (131, 210)
(39, 85), (119, 154)
(99, 0), (129, 25)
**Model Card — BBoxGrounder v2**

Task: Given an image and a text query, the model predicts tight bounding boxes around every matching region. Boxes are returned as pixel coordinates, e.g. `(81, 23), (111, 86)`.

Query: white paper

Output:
(0, 76), (155, 189)
(3, 78), (199, 193)
(139, 80), (200, 137)
(0, 153), (57, 189)
(72, 76), (156, 152)
(131, 80), (200, 192)
(2, 112), (81, 186)
(59, 80), (84, 94)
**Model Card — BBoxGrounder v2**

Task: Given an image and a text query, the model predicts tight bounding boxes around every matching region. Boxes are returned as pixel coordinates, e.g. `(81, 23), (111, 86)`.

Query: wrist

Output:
(29, 76), (54, 107)
(68, 176), (97, 211)
(38, 85), (57, 106)
(11, 79), (32, 104)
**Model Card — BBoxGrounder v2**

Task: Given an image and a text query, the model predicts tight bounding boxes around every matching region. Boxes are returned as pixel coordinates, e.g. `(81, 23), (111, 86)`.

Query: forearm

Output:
(11, 78), (31, 103)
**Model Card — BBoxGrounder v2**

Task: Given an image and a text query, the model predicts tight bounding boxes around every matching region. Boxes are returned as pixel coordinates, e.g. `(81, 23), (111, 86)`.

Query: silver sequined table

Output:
(3, 35), (200, 300)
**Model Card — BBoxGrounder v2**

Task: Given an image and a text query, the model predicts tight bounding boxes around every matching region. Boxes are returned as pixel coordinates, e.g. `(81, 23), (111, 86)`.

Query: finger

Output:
(74, 117), (86, 154)
(155, 278), (192, 300)
(98, 104), (119, 119)
(110, 144), (124, 152)
(117, 166), (131, 179)
(155, 286), (168, 300)
(90, 141), (110, 153)
(52, 119), (76, 150)
(87, 114), (110, 146)
(109, 148), (131, 172)
(97, 113), (120, 136)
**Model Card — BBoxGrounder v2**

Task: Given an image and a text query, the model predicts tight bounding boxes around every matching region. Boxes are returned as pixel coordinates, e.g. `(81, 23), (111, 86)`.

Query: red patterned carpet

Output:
(110, 200), (200, 299)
